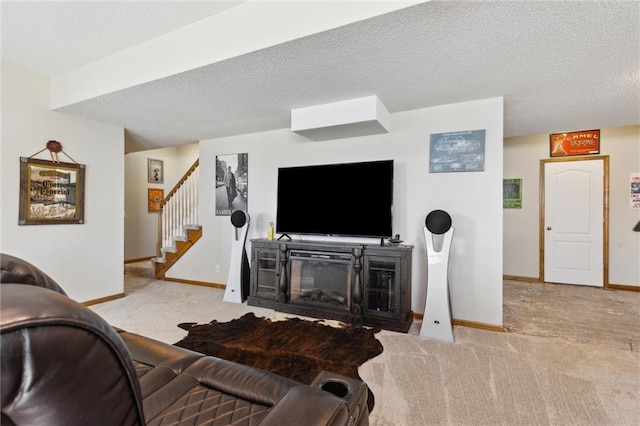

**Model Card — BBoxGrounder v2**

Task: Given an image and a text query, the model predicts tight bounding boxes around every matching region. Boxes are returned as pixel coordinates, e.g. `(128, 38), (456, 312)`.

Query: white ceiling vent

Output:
(291, 96), (390, 141)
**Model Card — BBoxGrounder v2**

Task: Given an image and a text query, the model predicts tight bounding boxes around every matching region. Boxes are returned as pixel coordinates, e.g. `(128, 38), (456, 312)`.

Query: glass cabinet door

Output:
(365, 257), (399, 316)
(255, 249), (278, 299)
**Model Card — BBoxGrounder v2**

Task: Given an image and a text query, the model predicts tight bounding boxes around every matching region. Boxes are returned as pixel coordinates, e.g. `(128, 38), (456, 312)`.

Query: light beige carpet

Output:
(362, 328), (638, 425)
(90, 265), (640, 425)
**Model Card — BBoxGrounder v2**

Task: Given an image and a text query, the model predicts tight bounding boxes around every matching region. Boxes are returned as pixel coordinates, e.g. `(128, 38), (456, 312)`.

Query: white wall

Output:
(124, 144), (199, 260)
(1, 62), (125, 302)
(170, 97), (504, 326)
(504, 125), (640, 287)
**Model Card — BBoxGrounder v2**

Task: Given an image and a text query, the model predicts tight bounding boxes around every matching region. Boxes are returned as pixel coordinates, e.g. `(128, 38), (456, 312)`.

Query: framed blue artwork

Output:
(429, 129), (485, 173)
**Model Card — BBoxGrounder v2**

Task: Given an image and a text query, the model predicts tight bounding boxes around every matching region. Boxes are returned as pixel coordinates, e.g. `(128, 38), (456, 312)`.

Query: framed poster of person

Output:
(215, 153), (248, 216)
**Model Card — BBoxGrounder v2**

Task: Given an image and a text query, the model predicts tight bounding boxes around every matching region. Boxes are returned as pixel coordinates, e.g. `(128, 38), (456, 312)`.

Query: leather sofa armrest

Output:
(116, 330), (203, 399)
(260, 386), (350, 426)
(118, 330), (202, 373)
(185, 356), (303, 406)
(0, 253), (67, 295)
(1, 285), (145, 425)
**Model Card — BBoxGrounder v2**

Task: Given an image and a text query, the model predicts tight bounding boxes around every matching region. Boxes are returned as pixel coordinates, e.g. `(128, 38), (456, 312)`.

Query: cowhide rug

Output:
(175, 312), (383, 410)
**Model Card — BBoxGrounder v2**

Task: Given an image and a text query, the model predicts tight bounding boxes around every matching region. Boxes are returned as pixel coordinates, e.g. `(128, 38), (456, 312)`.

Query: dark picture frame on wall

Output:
(215, 153), (248, 216)
(148, 158), (164, 183)
(19, 157), (85, 225)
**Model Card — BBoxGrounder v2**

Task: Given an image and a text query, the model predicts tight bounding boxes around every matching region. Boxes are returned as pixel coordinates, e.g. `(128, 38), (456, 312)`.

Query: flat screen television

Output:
(276, 160), (394, 239)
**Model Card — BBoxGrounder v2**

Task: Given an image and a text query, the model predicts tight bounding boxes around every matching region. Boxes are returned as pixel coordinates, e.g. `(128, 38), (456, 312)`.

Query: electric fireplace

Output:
(289, 250), (353, 310)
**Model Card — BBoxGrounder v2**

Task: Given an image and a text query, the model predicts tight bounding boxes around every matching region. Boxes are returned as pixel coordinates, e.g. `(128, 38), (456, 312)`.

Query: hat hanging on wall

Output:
(28, 140), (78, 163)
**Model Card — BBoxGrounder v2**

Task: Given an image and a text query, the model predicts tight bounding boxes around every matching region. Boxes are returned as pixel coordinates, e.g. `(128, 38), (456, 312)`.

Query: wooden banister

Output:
(155, 159), (200, 258)
(156, 209), (163, 257)
(160, 159), (199, 208)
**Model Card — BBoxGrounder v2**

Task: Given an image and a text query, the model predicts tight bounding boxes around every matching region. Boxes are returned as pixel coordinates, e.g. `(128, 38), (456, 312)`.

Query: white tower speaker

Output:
(420, 209), (455, 342)
(223, 210), (250, 304)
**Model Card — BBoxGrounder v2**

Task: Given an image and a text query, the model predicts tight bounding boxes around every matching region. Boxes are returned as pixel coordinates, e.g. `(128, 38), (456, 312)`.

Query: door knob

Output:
(546, 226), (552, 230)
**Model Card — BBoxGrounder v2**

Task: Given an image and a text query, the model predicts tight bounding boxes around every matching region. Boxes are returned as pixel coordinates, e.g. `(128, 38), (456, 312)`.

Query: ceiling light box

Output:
(291, 95), (390, 141)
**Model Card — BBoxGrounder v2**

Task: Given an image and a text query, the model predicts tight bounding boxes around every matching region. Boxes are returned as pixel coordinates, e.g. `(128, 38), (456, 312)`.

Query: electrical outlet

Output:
(215, 265), (220, 273)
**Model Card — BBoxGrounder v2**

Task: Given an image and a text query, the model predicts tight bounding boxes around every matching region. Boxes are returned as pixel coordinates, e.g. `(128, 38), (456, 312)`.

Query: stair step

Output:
(155, 224), (203, 280)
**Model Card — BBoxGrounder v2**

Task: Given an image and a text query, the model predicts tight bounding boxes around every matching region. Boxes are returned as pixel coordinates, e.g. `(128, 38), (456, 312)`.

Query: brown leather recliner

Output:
(1, 254), (370, 426)
(1, 284), (146, 425)
(0, 253), (67, 294)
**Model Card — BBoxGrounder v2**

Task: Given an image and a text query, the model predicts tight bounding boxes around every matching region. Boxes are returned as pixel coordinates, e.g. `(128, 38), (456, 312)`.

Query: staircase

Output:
(152, 159), (201, 279)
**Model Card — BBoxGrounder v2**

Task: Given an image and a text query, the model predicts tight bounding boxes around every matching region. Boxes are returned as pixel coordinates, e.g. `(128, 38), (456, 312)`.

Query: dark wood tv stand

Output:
(248, 239), (413, 333)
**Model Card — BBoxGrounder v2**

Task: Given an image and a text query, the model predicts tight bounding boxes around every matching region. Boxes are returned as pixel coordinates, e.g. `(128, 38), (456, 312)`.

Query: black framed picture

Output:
(215, 153), (248, 216)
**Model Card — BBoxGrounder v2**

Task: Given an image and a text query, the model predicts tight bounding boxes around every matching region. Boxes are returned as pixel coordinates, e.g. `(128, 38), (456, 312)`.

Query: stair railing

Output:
(156, 159), (200, 257)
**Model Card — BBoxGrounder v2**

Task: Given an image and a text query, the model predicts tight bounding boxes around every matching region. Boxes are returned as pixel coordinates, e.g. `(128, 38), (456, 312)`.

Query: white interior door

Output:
(544, 159), (603, 287)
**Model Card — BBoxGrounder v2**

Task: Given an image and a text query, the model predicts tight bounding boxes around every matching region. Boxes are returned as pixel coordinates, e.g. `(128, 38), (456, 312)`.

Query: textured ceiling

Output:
(1, 1), (244, 76)
(2, 1), (639, 152)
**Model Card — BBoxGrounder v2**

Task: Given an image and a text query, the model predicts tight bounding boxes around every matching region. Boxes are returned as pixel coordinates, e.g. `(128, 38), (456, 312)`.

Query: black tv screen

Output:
(276, 160), (394, 238)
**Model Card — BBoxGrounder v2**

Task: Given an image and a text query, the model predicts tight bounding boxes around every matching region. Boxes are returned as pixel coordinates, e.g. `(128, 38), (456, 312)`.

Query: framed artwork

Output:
(429, 129), (486, 173)
(19, 157), (85, 225)
(503, 178), (523, 209)
(550, 129), (600, 157)
(148, 158), (164, 183)
(630, 172), (640, 209)
(148, 188), (164, 212)
(215, 153), (248, 216)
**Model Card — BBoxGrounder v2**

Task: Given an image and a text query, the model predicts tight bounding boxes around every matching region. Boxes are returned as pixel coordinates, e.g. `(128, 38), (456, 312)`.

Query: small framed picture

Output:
(148, 158), (164, 183)
(503, 178), (523, 209)
(148, 188), (164, 212)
